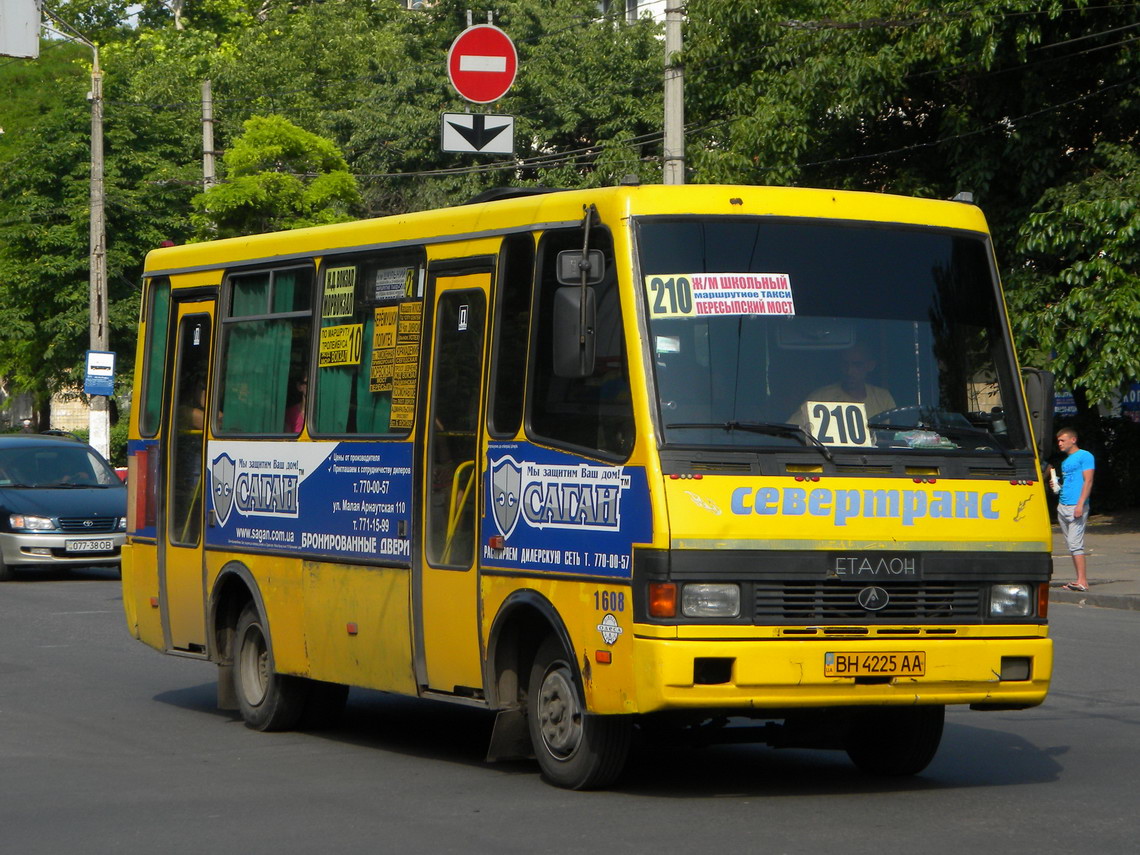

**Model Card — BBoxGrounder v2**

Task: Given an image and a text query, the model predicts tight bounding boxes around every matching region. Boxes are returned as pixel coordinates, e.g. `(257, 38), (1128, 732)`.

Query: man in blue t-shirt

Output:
(1047, 427), (1095, 592)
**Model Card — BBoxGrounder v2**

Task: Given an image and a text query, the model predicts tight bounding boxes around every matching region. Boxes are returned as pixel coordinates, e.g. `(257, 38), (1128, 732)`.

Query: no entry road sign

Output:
(447, 25), (518, 104)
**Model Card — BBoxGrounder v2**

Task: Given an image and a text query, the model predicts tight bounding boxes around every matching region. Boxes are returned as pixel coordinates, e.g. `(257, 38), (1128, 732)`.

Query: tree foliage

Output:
(191, 115), (362, 237)
(1, 0), (1137, 421)
(1007, 143), (1140, 406)
(682, 0), (1140, 410)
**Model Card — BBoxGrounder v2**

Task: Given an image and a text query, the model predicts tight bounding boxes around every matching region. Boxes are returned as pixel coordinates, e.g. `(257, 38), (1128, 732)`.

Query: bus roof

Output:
(143, 184), (991, 279)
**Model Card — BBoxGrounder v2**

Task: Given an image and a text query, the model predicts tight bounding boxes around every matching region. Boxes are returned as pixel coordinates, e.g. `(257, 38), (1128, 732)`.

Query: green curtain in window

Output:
(354, 312), (392, 433)
(314, 312), (393, 434)
(315, 316), (354, 433)
(222, 273), (291, 433)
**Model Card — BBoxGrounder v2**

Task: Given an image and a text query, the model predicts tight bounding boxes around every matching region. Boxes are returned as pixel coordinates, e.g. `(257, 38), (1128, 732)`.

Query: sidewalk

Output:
(1049, 507), (1140, 611)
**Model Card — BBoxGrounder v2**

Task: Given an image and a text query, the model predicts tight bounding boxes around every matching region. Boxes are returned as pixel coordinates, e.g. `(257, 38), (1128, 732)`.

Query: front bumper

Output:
(0, 531), (125, 566)
(630, 634), (1052, 714)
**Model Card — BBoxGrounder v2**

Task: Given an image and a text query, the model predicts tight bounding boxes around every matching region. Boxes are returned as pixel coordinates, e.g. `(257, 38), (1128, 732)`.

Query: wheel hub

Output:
(538, 665), (582, 758)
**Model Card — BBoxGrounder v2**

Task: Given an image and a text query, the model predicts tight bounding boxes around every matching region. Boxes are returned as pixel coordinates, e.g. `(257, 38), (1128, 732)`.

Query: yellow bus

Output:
(122, 183), (1055, 789)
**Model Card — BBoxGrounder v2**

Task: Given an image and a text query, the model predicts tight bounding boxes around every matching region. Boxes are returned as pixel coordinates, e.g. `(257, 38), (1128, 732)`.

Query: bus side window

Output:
(217, 266), (313, 435)
(139, 278), (171, 437)
(530, 228), (634, 459)
(488, 233), (535, 437)
(311, 250), (425, 436)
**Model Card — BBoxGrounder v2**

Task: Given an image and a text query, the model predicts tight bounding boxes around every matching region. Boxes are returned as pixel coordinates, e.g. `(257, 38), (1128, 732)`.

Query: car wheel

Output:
(233, 603), (309, 731)
(527, 636), (631, 789)
(844, 705), (945, 776)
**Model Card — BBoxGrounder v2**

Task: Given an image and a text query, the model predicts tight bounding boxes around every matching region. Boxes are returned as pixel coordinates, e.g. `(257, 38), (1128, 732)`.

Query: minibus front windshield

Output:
(636, 217), (1030, 456)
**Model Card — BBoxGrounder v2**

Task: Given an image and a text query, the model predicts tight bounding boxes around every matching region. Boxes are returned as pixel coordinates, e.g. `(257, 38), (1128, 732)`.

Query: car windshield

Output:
(0, 444), (121, 487)
(636, 216), (1029, 455)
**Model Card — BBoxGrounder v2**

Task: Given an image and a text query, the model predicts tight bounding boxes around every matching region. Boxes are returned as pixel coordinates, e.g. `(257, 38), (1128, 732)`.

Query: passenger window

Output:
(529, 228), (634, 458)
(488, 233), (535, 437)
(312, 249), (426, 436)
(217, 266), (313, 434)
(139, 278), (171, 437)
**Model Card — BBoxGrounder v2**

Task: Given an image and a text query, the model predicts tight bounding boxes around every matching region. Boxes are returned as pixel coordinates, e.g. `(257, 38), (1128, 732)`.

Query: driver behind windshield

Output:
(788, 343), (895, 428)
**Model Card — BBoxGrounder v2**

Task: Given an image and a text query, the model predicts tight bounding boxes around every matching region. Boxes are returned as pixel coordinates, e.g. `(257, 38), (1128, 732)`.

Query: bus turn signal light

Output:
(648, 583), (677, 618)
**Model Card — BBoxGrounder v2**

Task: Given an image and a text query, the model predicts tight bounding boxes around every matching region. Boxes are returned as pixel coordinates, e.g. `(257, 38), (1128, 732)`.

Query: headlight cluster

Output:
(10, 514), (57, 531)
(650, 582), (741, 618)
(990, 583), (1033, 617)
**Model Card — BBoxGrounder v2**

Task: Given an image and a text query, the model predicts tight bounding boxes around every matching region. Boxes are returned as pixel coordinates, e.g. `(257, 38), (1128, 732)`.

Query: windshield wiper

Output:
(867, 420), (1016, 466)
(666, 420), (834, 462)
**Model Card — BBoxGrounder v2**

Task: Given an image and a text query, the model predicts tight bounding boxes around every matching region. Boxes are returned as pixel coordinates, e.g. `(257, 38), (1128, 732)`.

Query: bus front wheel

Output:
(844, 705), (945, 776)
(527, 636), (631, 790)
(233, 603), (307, 732)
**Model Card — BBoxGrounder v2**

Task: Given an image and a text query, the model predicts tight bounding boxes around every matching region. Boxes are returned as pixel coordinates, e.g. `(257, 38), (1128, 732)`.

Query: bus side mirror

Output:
(556, 249), (605, 286)
(1022, 367), (1055, 460)
(553, 286), (596, 378)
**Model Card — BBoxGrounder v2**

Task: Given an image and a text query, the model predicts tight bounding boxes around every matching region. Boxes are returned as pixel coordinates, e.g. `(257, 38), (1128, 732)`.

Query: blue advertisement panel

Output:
(482, 442), (652, 579)
(206, 440), (413, 563)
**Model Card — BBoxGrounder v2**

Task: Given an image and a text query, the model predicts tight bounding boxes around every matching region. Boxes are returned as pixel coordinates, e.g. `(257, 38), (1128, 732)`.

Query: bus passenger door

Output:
(160, 299), (214, 654)
(416, 267), (491, 696)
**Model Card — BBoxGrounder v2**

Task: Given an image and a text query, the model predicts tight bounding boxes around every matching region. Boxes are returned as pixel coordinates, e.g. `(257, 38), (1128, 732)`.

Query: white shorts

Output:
(1057, 504), (1088, 555)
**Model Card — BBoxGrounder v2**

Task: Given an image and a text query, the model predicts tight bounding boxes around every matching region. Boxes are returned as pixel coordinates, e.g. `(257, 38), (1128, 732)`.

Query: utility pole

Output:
(202, 80), (216, 190)
(88, 44), (111, 458)
(662, 2), (685, 185)
(40, 9), (110, 457)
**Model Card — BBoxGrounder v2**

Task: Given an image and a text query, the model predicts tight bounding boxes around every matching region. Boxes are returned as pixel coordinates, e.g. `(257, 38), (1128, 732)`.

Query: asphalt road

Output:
(2, 568), (1138, 855)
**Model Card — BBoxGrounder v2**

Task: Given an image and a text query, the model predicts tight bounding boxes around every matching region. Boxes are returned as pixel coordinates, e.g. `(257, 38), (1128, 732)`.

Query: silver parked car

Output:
(0, 434), (126, 580)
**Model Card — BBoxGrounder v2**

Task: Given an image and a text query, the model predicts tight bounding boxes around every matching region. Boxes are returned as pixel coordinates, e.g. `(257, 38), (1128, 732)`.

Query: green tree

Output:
(1007, 144), (1140, 409)
(0, 35), (195, 420)
(337, 0), (664, 211)
(681, 0), (1140, 409)
(191, 114), (363, 237)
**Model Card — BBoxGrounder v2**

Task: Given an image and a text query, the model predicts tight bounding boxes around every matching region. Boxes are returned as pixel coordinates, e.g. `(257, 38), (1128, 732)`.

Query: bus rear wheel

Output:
(233, 603), (308, 732)
(527, 636), (631, 790)
(844, 705), (945, 776)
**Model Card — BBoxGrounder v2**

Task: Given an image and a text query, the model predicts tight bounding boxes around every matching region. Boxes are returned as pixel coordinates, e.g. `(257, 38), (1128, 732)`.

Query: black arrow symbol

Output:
(448, 114), (511, 151)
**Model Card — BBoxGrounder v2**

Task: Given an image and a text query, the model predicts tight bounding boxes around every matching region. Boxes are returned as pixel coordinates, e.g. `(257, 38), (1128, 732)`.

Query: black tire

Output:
(0, 557), (14, 582)
(527, 636), (631, 790)
(844, 706), (945, 776)
(299, 680), (350, 730)
(233, 603), (309, 732)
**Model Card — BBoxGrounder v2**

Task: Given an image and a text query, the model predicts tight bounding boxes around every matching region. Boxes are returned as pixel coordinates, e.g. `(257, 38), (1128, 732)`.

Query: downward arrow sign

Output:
(441, 113), (515, 154)
(448, 114), (510, 150)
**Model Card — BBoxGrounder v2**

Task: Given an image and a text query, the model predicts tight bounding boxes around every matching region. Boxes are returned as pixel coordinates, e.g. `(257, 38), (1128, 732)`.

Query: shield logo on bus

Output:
(211, 452), (237, 527)
(490, 455), (522, 539)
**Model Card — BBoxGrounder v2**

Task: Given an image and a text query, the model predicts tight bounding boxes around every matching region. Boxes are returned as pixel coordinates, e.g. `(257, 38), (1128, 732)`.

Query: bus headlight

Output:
(682, 583), (741, 618)
(990, 583), (1032, 617)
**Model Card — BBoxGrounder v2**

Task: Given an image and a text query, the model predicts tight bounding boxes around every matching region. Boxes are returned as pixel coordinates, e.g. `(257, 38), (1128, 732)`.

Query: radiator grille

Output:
(59, 517), (119, 534)
(754, 581), (982, 621)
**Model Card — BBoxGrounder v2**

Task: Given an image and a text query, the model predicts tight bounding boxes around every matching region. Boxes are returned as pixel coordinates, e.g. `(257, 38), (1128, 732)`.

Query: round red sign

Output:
(447, 25), (518, 104)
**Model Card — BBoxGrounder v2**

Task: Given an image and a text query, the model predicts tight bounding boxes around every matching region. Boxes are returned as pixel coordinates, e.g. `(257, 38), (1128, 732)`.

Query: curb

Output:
(1049, 588), (1140, 612)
